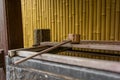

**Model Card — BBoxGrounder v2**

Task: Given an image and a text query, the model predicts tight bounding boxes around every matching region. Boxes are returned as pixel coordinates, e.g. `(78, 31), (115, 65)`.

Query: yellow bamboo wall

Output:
(21, 0), (120, 47)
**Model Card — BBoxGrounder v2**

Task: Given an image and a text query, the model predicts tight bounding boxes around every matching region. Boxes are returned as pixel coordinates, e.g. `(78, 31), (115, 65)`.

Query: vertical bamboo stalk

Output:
(96, 0), (101, 40)
(62, 0), (66, 41)
(24, 0), (26, 47)
(93, 0), (97, 40)
(75, 0), (79, 34)
(79, 0), (83, 39)
(53, 0), (57, 41)
(110, 0), (116, 41)
(119, 0), (120, 40)
(36, 0), (38, 29)
(27, 0), (31, 46)
(92, 0), (97, 52)
(89, 0), (93, 40)
(33, 0), (37, 29)
(48, 0), (50, 29)
(50, 0), (54, 41)
(59, 0), (62, 41)
(45, 0), (48, 29)
(41, 0), (44, 28)
(101, 0), (106, 40)
(68, 0), (72, 33)
(65, 0), (69, 39)
(44, 0), (47, 29)
(115, 0), (120, 41)
(39, 0), (42, 28)
(86, 0), (89, 40)
(32, 0), (37, 46)
(48, 0), (51, 41)
(56, 0), (60, 41)
(71, 0), (75, 34)
(26, 0), (28, 47)
(64, 0), (67, 39)
(106, 0), (111, 40)
(24, 0), (27, 47)
(83, 0), (86, 40)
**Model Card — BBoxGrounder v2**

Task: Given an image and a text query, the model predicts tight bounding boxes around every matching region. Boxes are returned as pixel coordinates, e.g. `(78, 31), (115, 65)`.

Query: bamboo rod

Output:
(41, 0), (44, 28)
(14, 40), (71, 64)
(110, 0), (116, 41)
(27, 0), (32, 47)
(69, 0), (72, 33)
(54, 0), (57, 41)
(39, 0), (42, 29)
(56, 0), (59, 41)
(119, 0), (120, 41)
(48, 0), (51, 37)
(59, 0), (63, 41)
(31, 0), (36, 46)
(89, 0), (93, 40)
(101, 0), (106, 40)
(83, 0), (86, 40)
(47, 0), (49, 30)
(79, 0), (83, 39)
(65, 0), (69, 39)
(62, 0), (66, 41)
(106, 0), (111, 40)
(115, 0), (120, 41)
(86, 0), (89, 40)
(51, 0), (54, 42)
(96, 0), (101, 40)
(93, 0), (97, 40)
(36, 0), (38, 29)
(71, 0), (75, 34)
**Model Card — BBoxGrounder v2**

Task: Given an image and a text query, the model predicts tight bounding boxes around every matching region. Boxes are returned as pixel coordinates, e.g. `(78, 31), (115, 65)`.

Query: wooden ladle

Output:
(14, 40), (71, 65)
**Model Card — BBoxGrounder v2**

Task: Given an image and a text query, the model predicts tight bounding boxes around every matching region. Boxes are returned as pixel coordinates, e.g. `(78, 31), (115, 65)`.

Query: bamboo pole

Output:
(110, 0), (116, 41)
(59, 0), (62, 41)
(96, 0), (101, 40)
(27, 0), (32, 47)
(101, 0), (106, 40)
(71, 0), (75, 34)
(39, 0), (42, 29)
(83, 0), (86, 40)
(36, 0), (38, 29)
(69, 0), (72, 33)
(115, 0), (120, 41)
(106, 0), (111, 40)
(89, 0), (93, 40)
(48, 0), (51, 39)
(93, 0), (97, 40)
(62, 0), (66, 41)
(51, 0), (54, 42)
(65, 0), (69, 39)
(79, 0), (83, 39)
(54, 0), (57, 41)
(86, 0), (89, 40)
(14, 40), (71, 65)
(56, 0), (59, 41)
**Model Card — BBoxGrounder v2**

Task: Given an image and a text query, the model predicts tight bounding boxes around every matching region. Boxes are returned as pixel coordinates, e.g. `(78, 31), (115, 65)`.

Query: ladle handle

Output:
(14, 40), (71, 65)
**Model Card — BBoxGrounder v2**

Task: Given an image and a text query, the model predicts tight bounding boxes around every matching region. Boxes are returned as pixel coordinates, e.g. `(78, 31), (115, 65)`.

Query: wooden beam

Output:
(40, 42), (120, 51)
(15, 50), (120, 73)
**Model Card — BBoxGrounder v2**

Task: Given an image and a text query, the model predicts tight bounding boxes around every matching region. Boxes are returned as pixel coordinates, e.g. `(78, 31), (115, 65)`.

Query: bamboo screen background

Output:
(21, 0), (120, 47)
